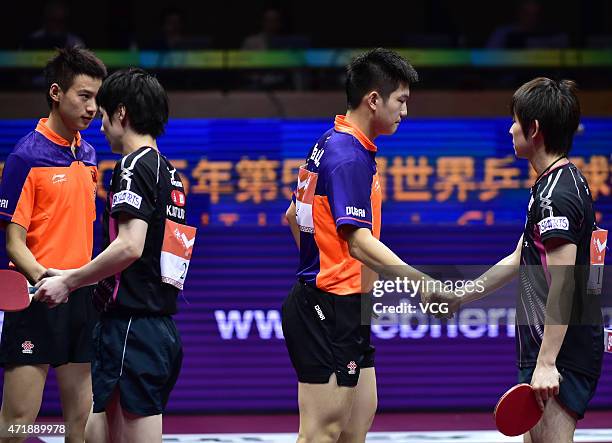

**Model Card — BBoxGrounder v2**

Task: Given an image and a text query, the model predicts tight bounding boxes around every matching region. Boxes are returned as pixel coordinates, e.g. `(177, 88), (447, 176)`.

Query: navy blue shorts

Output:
(0, 286), (97, 367)
(92, 314), (183, 416)
(518, 366), (600, 420)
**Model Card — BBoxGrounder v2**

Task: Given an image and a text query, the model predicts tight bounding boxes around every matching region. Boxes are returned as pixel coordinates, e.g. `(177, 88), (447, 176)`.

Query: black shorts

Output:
(92, 314), (183, 416)
(518, 366), (600, 420)
(281, 281), (375, 387)
(0, 286), (98, 367)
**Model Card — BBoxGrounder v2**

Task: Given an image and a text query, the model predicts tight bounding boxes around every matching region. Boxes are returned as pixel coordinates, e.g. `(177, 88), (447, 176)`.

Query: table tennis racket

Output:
(494, 383), (543, 437)
(0, 270), (35, 311)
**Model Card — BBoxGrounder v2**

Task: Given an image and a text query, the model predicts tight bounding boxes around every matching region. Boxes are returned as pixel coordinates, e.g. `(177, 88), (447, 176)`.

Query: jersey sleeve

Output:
(109, 156), (157, 222)
(326, 160), (373, 230)
(0, 153), (34, 228)
(536, 188), (583, 244)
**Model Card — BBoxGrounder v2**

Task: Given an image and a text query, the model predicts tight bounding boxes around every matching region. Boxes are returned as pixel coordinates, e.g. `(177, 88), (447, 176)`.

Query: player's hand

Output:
(41, 268), (64, 278)
(34, 276), (71, 308)
(531, 363), (562, 411)
(422, 282), (460, 319)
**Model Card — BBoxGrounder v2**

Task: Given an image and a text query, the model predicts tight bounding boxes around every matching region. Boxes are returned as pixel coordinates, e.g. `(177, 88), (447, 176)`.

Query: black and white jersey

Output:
(95, 147), (191, 315)
(517, 162), (603, 377)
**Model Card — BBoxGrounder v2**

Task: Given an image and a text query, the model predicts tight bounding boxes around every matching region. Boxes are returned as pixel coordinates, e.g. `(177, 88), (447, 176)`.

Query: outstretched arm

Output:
(35, 214), (148, 306)
(340, 225), (433, 284)
(459, 234), (523, 305)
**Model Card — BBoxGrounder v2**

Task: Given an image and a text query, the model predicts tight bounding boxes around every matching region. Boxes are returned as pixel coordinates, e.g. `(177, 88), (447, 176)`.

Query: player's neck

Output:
(46, 111), (78, 145)
(529, 147), (568, 177)
(344, 109), (376, 141)
(121, 131), (158, 156)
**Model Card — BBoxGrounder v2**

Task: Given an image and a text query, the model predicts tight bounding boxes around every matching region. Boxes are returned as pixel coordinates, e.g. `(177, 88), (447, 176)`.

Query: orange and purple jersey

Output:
(295, 115), (382, 295)
(0, 118), (97, 269)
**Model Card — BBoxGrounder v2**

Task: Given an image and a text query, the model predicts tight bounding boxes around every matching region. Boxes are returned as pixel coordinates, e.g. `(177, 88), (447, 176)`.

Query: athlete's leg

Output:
(120, 411), (162, 443)
(105, 388), (161, 443)
(297, 373), (356, 443)
(337, 367), (377, 443)
(85, 411), (109, 443)
(0, 364), (48, 443)
(528, 397), (576, 443)
(56, 362), (94, 443)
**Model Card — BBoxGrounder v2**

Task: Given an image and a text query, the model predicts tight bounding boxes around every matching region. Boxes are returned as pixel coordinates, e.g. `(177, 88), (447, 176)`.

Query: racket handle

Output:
(26, 285), (36, 303)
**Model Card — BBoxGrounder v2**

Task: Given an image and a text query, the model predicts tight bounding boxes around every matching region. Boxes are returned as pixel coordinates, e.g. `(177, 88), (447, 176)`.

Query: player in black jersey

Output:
(439, 78), (604, 443)
(36, 68), (195, 443)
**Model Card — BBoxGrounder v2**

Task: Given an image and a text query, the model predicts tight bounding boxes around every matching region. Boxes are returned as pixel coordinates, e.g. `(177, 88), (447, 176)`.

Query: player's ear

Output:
(530, 119), (540, 140)
(366, 91), (378, 111)
(49, 83), (61, 105)
(116, 104), (127, 125)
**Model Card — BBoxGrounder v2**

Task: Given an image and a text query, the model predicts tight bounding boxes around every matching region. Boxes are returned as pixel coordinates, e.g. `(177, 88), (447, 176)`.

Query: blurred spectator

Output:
(239, 8), (310, 90)
(22, 1), (85, 49)
(241, 8), (309, 50)
(487, 0), (569, 48)
(242, 8), (282, 50)
(147, 7), (210, 50)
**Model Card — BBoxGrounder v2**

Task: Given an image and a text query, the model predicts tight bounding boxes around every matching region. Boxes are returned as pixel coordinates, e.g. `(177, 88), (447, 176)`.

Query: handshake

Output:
(370, 274), (473, 319)
(33, 268), (72, 307)
(420, 283), (463, 319)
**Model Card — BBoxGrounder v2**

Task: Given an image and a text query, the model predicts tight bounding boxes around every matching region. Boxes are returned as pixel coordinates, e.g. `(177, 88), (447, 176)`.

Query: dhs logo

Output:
(346, 206), (366, 218)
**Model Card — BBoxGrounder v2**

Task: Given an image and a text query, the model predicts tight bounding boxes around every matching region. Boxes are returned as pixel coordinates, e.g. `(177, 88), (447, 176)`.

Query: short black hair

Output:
(346, 48), (419, 110)
(511, 77), (581, 156)
(43, 47), (107, 108)
(96, 68), (169, 138)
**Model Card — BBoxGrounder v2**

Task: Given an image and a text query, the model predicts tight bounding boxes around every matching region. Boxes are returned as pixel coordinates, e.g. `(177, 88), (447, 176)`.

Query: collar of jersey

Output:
(334, 115), (377, 152)
(35, 118), (82, 148)
(534, 159), (570, 187)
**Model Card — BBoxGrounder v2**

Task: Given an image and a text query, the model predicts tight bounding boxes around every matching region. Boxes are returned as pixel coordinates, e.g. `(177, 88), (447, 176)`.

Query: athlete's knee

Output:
(298, 421), (344, 443)
(339, 412), (375, 443)
(300, 414), (349, 443)
(0, 402), (39, 424)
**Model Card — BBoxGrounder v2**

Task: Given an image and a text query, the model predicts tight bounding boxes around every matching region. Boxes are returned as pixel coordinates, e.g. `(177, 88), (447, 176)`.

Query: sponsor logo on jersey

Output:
(171, 190), (186, 207)
(168, 168), (183, 188)
(347, 360), (357, 375)
(52, 174), (67, 184)
(112, 190), (142, 209)
(167, 205), (185, 219)
(538, 216), (569, 234)
(309, 143), (325, 167)
(314, 304), (325, 321)
(0, 199), (8, 209)
(346, 206), (366, 218)
(21, 341), (34, 354)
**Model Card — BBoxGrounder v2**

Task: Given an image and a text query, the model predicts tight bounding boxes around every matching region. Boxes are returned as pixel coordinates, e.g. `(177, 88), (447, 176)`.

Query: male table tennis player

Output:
(36, 68), (193, 443)
(0, 47), (106, 443)
(443, 78), (604, 443)
(282, 48), (450, 443)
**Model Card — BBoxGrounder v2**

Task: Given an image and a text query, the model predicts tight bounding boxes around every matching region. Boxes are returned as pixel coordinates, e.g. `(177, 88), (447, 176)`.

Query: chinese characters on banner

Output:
(0, 155), (608, 226)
